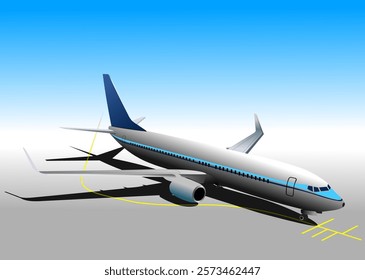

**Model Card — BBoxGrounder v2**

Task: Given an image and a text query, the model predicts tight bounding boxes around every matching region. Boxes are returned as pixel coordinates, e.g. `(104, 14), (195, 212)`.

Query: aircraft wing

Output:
(9, 149), (207, 203)
(37, 169), (206, 177)
(227, 114), (264, 153)
(24, 148), (207, 180)
(10, 148), (207, 203)
(5, 181), (168, 202)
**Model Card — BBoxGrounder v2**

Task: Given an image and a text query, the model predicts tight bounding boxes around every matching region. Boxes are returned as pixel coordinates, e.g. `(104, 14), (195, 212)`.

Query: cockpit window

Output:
(308, 185), (331, 193)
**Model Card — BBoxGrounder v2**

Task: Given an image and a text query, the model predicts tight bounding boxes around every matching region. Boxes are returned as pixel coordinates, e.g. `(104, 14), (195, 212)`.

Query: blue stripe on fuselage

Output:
(112, 135), (342, 202)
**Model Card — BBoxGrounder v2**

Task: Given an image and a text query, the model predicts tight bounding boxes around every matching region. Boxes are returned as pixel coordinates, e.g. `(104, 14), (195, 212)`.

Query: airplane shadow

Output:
(94, 181), (317, 225)
(109, 182), (317, 225)
(204, 184), (317, 225)
(6, 180), (316, 225)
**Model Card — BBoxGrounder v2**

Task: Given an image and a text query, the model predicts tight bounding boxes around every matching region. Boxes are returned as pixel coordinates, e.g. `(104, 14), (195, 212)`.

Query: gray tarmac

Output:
(1, 128), (364, 260)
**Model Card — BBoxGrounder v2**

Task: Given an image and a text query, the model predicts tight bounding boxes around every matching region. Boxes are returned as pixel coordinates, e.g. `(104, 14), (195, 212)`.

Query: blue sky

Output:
(1, 1), (364, 128)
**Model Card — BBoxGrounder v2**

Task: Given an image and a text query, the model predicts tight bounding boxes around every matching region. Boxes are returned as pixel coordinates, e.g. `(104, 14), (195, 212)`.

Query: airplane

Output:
(6, 74), (345, 221)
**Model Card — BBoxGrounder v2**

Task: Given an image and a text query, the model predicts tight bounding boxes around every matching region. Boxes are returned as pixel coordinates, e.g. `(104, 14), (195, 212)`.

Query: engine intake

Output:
(169, 177), (206, 203)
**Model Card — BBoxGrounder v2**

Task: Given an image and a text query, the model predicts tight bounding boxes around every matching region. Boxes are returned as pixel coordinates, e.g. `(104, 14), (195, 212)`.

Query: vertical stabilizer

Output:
(103, 74), (145, 131)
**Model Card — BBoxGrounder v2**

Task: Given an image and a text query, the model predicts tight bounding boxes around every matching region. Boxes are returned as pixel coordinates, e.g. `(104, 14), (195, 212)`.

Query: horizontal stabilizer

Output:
(228, 114), (264, 153)
(61, 127), (115, 133)
(133, 116), (146, 124)
(61, 117), (145, 133)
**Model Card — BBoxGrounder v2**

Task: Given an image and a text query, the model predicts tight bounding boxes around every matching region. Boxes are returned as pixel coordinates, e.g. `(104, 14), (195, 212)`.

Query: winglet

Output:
(254, 113), (263, 134)
(23, 148), (38, 172)
(227, 114), (264, 153)
(103, 74), (145, 131)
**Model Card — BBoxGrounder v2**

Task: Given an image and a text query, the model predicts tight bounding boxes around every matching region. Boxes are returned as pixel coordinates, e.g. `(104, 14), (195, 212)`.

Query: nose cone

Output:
(320, 187), (344, 210)
(329, 197), (344, 211)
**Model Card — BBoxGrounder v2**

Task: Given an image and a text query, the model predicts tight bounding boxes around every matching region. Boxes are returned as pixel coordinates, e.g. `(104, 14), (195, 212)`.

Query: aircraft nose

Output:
(335, 200), (345, 210)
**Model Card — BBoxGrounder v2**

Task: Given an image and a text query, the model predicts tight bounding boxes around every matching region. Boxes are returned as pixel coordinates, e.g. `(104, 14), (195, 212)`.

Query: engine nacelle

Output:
(169, 177), (206, 203)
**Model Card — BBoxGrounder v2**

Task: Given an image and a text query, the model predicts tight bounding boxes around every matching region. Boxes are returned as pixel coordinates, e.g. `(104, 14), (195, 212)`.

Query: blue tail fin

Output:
(103, 74), (145, 131)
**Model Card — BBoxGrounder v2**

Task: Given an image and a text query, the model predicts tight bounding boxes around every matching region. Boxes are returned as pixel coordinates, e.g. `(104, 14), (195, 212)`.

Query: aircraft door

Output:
(286, 177), (297, 197)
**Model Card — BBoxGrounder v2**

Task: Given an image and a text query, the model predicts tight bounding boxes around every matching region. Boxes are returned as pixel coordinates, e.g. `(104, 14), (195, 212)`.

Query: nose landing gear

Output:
(299, 214), (308, 221)
(299, 210), (316, 221)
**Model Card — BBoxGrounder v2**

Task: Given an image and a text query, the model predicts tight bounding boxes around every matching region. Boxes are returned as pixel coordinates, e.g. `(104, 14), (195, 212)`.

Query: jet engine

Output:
(169, 177), (206, 203)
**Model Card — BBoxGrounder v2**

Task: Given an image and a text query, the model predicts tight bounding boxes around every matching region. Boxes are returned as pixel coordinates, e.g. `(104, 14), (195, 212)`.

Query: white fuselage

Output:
(111, 127), (344, 212)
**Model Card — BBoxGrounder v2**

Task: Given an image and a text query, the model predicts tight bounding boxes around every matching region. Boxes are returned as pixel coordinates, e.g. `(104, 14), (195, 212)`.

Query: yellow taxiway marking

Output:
(311, 229), (328, 238)
(321, 232), (338, 241)
(342, 225), (359, 234)
(79, 121), (361, 242)
(301, 218), (334, 234)
(301, 218), (361, 241)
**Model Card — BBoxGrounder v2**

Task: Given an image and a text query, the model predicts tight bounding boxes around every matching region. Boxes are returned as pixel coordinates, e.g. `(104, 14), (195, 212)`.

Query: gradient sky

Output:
(0, 1), (364, 130)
